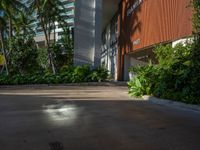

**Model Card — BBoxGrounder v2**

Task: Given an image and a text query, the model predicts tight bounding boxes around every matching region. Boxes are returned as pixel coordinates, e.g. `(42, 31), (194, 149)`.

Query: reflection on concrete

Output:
(43, 104), (80, 126)
(0, 86), (200, 150)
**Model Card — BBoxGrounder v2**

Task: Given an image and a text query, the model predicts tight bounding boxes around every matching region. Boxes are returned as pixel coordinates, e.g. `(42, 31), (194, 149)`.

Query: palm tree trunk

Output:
(8, 17), (13, 38)
(35, 1), (55, 74)
(54, 22), (56, 43)
(48, 20), (51, 43)
(39, 17), (56, 74)
(0, 31), (9, 75)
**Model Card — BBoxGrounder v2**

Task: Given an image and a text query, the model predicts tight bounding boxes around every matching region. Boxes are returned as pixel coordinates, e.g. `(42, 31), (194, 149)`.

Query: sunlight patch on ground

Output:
(43, 104), (80, 126)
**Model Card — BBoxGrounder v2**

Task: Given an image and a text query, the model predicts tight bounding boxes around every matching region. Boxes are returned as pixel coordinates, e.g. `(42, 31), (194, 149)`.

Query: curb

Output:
(142, 95), (200, 113)
(0, 82), (128, 88)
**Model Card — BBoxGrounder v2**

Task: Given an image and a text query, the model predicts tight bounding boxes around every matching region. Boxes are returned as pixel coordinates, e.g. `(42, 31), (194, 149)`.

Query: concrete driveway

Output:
(0, 86), (200, 150)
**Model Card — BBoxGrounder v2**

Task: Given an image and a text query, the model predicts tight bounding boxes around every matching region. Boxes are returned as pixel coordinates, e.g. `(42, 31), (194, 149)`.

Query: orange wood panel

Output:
(117, 0), (193, 80)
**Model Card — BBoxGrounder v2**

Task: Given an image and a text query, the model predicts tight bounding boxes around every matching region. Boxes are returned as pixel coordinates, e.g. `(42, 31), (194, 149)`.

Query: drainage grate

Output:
(49, 141), (64, 150)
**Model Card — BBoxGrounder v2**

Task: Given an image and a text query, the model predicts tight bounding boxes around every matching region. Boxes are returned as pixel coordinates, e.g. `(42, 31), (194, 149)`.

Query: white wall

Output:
(124, 54), (147, 81)
(172, 37), (193, 47)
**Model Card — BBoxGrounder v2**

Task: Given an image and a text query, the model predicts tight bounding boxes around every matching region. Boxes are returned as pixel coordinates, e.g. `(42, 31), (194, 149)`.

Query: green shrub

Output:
(8, 35), (39, 74)
(37, 48), (49, 70)
(0, 66), (109, 85)
(128, 43), (200, 104)
(71, 65), (91, 83)
(128, 64), (156, 97)
(88, 67), (109, 82)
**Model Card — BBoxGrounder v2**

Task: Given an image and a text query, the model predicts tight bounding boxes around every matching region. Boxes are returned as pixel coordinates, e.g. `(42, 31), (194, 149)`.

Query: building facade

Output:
(21, 0), (193, 80)
(73, 0), (102, 67)
(96, 0), (193, 80)
(117, 0), (193, 80)
(101, 14), (118, 80)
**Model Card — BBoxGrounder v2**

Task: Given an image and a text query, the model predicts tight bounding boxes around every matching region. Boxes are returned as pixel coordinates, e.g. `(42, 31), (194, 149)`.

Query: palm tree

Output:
(42, 0), (68, 42)
(0, 0), (27, 75)
(29, 0), (69, 74)
(0, 0), (26, 38)
(14, 11), (35, 36)
(29, 0), (55, 73)
(0, 16), (9, 75)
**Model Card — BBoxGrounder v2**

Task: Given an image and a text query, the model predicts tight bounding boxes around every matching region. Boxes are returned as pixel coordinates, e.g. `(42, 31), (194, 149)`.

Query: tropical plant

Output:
(0, 0), (26, 38)
(128, 43), (200, 104)
(192, 0), (200, 37)
(0, 66), (109, 85)
(8, 34), (39, 74)
(37, 48), (49, 70)
(29, 0), (69, 74)
(128, 64), (156, 97)
(0, 15), (8, 74)
(88, 67), (109, 82)
(13, 11), (35, 36)
(58, 29), (74, 66)
(0, 0), (27, 75)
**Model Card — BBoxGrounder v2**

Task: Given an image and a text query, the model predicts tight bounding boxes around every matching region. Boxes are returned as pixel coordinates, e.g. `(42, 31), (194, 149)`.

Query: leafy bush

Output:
(37, 48), (49, 70)
(128, 43), (200, 104)
(71, 65), (91, 83)
(51, 43), (71, 71)
(0, 66), (109, 85)
(128, 64), (156, 97)
(8, 35), (39, 74)
(88, 67), (109, 82)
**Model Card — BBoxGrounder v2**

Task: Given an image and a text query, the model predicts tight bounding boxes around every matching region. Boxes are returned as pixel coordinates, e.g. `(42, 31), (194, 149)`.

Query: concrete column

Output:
(74, 0), (102, 68)
(94, 0), (102, 67)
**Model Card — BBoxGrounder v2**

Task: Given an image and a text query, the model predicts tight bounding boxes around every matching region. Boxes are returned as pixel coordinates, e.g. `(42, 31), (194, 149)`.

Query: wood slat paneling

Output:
(117, 0), (193, 80)
(119, 0), (192, 53)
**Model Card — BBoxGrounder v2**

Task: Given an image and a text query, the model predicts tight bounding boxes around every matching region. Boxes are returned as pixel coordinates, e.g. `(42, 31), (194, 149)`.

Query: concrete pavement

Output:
(0, 86), (200, 150)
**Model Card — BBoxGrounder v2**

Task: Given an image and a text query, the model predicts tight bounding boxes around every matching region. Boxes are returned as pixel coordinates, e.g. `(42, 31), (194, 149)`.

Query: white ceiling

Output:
(102, 0), (121, 30)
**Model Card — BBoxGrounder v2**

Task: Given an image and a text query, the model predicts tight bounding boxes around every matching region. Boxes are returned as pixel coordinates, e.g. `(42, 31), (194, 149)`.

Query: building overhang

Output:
(102, 0), (121, 30)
